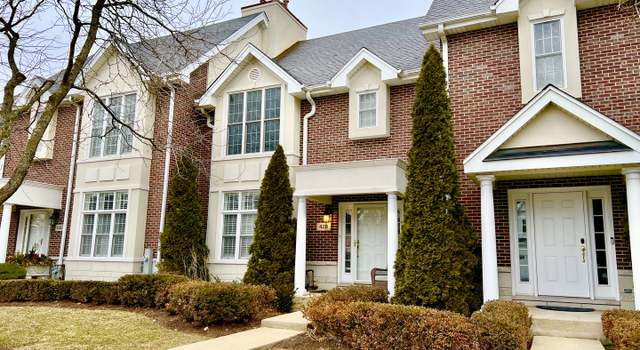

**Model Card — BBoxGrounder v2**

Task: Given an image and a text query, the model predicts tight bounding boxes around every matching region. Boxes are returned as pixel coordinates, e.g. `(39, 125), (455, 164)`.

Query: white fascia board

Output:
(198, 43), (303, 106)
(175, 12), (269, 82)
(464, 151), (640, 174)
(464, 85), (640, 173)
(331, 48), (401, 88)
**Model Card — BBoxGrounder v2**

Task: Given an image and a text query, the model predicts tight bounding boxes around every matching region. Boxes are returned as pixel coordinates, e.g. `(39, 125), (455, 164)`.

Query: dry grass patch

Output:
(0, 306), (207, 350)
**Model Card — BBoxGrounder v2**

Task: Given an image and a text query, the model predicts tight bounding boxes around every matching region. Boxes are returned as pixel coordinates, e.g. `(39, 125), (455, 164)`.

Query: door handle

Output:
(580, 238), (586, 263)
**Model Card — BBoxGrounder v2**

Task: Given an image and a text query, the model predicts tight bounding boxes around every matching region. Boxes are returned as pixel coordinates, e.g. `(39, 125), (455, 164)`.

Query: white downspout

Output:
(57, 98), (82, 266)
(158, 86), (177, 264)
(437, 24), (449, 84)
(302, 89), (316, 166)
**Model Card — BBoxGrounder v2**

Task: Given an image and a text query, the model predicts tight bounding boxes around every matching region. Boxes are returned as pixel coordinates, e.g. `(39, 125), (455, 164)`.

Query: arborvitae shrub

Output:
(243, 145), (296, 312)
(160, 154), (209, 279)
(392, 45), (479, 315)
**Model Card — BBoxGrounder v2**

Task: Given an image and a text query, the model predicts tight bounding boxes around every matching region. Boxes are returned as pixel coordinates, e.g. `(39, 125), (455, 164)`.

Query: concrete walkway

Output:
(531, 336), (605, 350)
(170, 312), (309, 350)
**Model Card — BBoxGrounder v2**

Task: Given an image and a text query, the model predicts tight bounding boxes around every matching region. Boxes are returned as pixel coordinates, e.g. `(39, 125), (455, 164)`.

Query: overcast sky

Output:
(227, 0), (433, 38)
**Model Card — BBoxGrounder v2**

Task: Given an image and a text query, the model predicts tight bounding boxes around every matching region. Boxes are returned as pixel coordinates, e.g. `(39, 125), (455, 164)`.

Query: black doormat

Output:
(536, 305), (595, 312)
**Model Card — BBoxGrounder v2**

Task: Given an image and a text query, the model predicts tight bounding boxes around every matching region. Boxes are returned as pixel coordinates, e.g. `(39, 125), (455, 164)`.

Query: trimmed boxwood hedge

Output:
(602, 310), (640, 350)
(471, 300), (532, 350)
(166, 281), (277, 325)
(117, 274), (188, 308)
(0, 263), (26, 280)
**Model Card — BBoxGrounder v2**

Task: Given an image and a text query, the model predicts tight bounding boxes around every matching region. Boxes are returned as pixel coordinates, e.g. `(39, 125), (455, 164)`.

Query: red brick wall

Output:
(2, 104), (79, 258)
(143, 64), (212, 253)
(302, 84), (415, 165)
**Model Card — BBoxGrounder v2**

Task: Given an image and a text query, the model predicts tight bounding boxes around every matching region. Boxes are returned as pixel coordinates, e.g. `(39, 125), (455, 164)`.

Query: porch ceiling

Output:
(293, 159), (406, 201)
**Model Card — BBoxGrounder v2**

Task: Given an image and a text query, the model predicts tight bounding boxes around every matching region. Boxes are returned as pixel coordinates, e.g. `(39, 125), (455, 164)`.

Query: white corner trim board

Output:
(331, 48), (401, 88)
(464, 85), (640, 174)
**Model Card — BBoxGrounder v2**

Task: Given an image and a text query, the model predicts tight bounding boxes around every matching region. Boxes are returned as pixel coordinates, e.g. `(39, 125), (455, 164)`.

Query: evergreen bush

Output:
(243, 145), (296, 311)
(160, 154), (209, 279)
(0, 263), (26, 280)
(393, 44), (479, 315)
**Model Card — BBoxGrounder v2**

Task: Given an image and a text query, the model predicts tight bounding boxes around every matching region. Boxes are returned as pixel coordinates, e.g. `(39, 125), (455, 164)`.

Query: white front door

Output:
(534, 192), (590, 298)
(355, 205), (387, 282)
(18, 211), (51, 255)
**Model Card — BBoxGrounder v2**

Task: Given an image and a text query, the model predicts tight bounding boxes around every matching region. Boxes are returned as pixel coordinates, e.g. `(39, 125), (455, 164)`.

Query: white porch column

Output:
(0, 204), (12, 263)
(623, 168), (640, 310)
(294, 196), (308, 296)
(387, 193), (399, 298)
(478, 175), (499, 303)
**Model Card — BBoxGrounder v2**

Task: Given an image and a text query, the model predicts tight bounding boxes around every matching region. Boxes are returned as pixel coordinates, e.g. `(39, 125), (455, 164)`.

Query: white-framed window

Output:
(357, 91), (377, 128)
(90, 93), (136, 157)
(29, 109), (56, 160)
(221, 191), (258, 259)
(533, 19), (565, 90)
(79, 191), (128, 257)
(226, 86), (281, 155)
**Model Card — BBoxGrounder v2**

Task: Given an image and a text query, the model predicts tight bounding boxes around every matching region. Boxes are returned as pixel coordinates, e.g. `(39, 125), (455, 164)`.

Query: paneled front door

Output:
(355, 205), (388, 282)
(18, 210), (51, 255)
(533, 192), (590, 298)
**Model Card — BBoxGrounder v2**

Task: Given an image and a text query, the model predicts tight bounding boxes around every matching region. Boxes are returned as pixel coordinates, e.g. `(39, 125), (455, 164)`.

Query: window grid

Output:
(591, 198), (609, 285)
(226, 87), (281, 155)
(358, 92), (377, 128)
(89, 93), (136, 158)
(515, 201), (530, 283)
(344, 211), (352, 274)
(80, 191), (128, 258)
(534, 20), (564, 90)
(221, 191), (258, 260)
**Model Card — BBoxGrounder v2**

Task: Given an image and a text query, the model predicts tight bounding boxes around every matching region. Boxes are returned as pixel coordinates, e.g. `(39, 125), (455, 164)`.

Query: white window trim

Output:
(357, 90), (378, 129)
(88, 92), (137, 159)
(508, 186), (619, 300)
(29, 108), (56, 160)
(78, 190), (129, 258)
(224, 85), (283, 158)
(531, 16), (568, 92)
(218, 190), (258, 262)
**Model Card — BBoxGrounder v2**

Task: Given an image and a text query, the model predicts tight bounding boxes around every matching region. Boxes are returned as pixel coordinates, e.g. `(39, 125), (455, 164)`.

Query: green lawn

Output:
(0, 306), (207, 350)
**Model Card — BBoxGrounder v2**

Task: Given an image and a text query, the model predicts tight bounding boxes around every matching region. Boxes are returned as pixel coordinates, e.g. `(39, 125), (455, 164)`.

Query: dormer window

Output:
(534, 19), (565, 90)
(358, 92), (377, 128)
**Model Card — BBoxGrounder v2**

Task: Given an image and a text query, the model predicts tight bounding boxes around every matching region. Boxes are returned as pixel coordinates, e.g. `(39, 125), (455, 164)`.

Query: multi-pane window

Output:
(534, 20), (564, 90)
(592, 199), (609, 285)
(221, 191), (258, 259)
(515, 201), (530, 283)
(358, 92), (377, 128)
(80, 191), (128, 257)
(90, 94), (136, 157)
(29, 110), (56, 160)
(226, 87), (281, 155)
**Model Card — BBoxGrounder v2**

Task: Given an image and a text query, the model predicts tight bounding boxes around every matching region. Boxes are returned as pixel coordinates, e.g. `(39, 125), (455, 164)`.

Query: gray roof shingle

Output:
(275, 16), (431, 86)
(424, 0), (496, 25)
(131, 13), (261, 75)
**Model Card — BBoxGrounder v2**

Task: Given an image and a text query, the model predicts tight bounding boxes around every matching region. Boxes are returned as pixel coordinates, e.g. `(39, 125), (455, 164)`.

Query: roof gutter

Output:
(157, 85), (177, 265)
(437, 24), (449, 85)
(302, 87), (317, 166)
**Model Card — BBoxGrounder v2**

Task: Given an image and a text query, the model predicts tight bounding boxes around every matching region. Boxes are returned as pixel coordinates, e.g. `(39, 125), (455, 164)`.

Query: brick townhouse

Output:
(2, 0), (640, 311)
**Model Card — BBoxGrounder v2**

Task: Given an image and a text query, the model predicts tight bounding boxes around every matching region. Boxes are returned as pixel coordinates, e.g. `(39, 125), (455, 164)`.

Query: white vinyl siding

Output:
(221, 191), (258, 260)
(534, 20), (564, 90)
(358, 92), (377, 128)
(89, 93), (136, 157)
(226, 87), (281, 155)
(79, 191), (128, 257)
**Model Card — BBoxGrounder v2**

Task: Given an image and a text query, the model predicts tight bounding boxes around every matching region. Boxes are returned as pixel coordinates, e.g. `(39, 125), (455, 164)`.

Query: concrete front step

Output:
(260, 311), (310, 332)
(530, 308), (604, 340)
(531, 336), (604, 350)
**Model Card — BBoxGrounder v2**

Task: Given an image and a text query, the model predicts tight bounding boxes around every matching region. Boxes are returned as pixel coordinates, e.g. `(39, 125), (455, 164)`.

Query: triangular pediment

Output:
(464, 85), (640, 174)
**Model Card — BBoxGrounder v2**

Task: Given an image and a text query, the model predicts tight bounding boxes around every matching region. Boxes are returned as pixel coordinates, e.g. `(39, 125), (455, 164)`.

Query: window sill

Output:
(218, 151), (275, 162)
(211, 259), (249, 265)
(77, 154), (151, 164)
(64, 257), (143, 263)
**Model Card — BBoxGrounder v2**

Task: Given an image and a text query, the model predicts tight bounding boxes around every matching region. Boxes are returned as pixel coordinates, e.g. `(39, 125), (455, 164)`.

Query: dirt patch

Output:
(266, 334), (349, 350)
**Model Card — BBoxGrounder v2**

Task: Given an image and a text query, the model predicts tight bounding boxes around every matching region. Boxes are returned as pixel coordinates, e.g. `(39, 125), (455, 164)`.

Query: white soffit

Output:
(464, 85), (640, 174)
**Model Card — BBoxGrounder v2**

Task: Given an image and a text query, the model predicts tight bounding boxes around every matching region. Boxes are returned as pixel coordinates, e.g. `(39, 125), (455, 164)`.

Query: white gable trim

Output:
(464, 85), (640, 174)
(176, 13), (268, 82)
(331, 48), (401, 88)
(198, 43), (303, 106)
